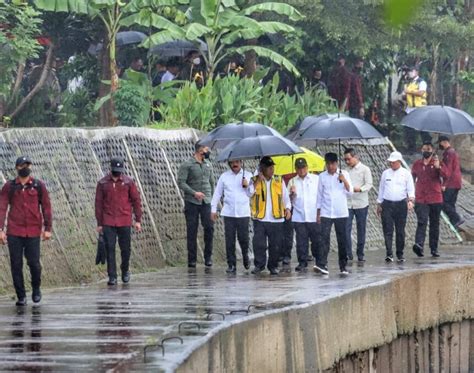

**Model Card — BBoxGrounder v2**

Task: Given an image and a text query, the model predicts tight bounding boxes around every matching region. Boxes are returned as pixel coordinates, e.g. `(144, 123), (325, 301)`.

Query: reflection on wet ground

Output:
(0, 246), (472, 372)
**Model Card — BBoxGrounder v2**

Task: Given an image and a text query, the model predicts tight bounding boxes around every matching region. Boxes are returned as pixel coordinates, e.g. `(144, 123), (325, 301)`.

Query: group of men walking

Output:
(178, 138), (464, 275)
(0, 136), (463, 305)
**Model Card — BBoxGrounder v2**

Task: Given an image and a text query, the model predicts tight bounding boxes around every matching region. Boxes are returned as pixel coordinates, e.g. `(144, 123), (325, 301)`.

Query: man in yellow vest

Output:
(403, 65), (430, 151)
(249, 156), (291, 275)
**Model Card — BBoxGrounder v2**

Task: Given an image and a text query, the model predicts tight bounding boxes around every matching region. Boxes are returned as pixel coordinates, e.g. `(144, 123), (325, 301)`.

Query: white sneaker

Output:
(313, 265), (329, 275)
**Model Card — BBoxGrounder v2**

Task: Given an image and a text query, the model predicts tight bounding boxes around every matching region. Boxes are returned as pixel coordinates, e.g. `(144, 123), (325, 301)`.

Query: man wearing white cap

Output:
(376, 151), (415, 263)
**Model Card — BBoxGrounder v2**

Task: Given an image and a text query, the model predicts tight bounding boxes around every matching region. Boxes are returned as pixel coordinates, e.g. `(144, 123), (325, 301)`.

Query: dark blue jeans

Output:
(346, 206), (369, 260)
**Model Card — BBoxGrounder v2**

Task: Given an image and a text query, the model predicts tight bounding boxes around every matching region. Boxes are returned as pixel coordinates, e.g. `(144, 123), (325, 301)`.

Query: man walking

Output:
(438, 136), (464, 228)
(0, 156), (52, 306)
(377, 152), (415, 263)
(288, 158), (320, 272)
(315, 153), (353, 275)
(249, 157), (291, 275)
(344, 148), (373, 262)
(211, 160), (252, 273)
(178, 143), (215, 268)
(412, 142), (447, 258)
(95, 158), (142, 285)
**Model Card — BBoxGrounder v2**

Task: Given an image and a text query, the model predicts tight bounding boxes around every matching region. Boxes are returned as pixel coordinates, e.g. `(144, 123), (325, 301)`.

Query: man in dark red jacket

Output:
(349, 58), (365, 119)
(438, 136), (464, 228)
(412, 142), (448, 258)
(0, 156), (52, 306)
(328, 55), (352, 111)
(95, 158), (142, 286)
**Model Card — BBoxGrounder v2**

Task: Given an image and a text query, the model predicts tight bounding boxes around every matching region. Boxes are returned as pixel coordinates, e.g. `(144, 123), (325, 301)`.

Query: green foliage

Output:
(57, 88), (98, 127)
(113, 79), (150, 126)
(0, 1), (42, 99)
(157, 74), (337, 132)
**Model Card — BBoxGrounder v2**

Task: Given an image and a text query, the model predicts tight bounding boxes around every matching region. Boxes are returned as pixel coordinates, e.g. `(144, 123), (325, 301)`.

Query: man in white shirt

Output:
(161, 58), (181, 84)
(376, 151), (415, 263)
(316, 153), (353, 275)
(288, 158), (320, 272)
(249, 157), (291, 275)
(343, 148), (373, 262)
(211, 160), (253, 273)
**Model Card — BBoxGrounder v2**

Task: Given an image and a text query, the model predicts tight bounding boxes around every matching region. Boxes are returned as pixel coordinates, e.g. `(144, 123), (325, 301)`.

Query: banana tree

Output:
(122, 0), (303, 79)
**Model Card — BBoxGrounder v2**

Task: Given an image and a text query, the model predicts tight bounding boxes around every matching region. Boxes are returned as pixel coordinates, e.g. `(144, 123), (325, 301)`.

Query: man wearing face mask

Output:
(95, 158), (142, 286)
(411, 142), (448, 258)
(178, 143), (215, 268)
(211, 160), (252, 273)
(180, 50), (205, 86)
(0, 156), (52, 306)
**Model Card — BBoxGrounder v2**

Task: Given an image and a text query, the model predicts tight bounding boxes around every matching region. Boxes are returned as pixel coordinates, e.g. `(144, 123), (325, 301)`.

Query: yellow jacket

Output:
(406, 78), (427, 108)
(250, 176), (285, 220)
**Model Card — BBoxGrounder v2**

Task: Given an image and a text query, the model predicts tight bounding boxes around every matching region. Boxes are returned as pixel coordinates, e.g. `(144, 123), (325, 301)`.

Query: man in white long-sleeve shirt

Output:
(376, 151), (415, 263)
(249, 157), (291, 275)
(288, 158), (320, 272)
(316, 152), (353, 275)
(211, 160), (253, 273)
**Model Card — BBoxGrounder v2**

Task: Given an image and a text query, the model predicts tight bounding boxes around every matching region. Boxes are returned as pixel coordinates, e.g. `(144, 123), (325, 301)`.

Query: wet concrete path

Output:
(0, 246), (473, 372)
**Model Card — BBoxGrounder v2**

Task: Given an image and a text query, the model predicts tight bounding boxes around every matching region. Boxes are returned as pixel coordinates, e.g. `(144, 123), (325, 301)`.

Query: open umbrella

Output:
(285, 113), (348, 141)
(199, 122), (282, 149)
(272, 147), (325, 176)
(88, 31), (147, 55)
(401, 105), (474, 135)
(149, 39), (208, 57)
(217, 135), (302, 162)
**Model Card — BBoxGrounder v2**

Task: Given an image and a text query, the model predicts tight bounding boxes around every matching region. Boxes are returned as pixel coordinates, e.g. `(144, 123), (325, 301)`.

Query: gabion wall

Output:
(0, 128), (470, 294)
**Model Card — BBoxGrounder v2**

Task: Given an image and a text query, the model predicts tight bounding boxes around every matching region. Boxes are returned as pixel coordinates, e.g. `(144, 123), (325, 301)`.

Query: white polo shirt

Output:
(317, 169), (353, 218)
(377, 167), (415, 203)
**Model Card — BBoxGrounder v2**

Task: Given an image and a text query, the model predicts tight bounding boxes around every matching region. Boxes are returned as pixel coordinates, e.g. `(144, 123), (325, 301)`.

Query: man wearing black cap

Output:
(0, 156), (52, 306)
(288, 158), (320, 272)
(249, 156), (291, 275)
(438, 136), (464, 228)
(95, 158), (142, 286)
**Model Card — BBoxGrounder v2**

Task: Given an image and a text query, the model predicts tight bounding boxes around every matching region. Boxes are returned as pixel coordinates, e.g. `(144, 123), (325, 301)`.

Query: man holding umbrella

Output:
(211, 160), (253, 273)
(249, 156), (291, 275)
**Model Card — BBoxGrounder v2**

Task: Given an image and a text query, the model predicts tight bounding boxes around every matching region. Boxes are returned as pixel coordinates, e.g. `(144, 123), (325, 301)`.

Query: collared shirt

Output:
(442, 147), (462, 189)
(161, 71), (176, 83)
(248, 177), (291, 223)
(0, 177), (52, 237)
(412, 158), (447, 204)
(95, 173), (142, 227)
(317, 170), (353, 218)
(377, 167), (415, 203)
(288, 173), (319, 223)
(177, 158), (215, 205)
(346, 161), (373, 209)
(211, 169), (253, 217)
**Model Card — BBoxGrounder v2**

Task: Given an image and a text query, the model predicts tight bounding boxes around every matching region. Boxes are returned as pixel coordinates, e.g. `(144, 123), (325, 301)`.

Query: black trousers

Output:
(346, 206), (369, 260)
(252, 220), (282, 270)
(103, 226), (131, 279)
(381, 200), (408, 258)
(224, 217), (249, 267)
(280, 218), (294, 262)
(8, 236), (41, 299)
(415, 203), (442, 252)
(319, 217), (348, 271)
(184, 201), (214, 264)
(294, 222), (320, 266)
(442, 188), (462, 227)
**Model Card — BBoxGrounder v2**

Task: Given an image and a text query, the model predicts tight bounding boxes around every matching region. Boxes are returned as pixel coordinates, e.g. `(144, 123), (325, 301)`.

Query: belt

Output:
(383, 199), (407, 204)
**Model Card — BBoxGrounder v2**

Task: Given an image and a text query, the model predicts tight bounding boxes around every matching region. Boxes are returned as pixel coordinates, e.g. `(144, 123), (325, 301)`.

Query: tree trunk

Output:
(8, 44), (54, 120)
(8, 61), (25, 108)
(429, 43), (439, 105)
(242, 39), (258, 77)
(98, 36), (115, 127)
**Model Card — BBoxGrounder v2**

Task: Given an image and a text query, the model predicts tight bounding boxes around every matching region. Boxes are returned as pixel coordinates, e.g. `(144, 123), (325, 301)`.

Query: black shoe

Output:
(251, 267), (265, 275)
(412, 243), (424, 257)
(313, 264), (329, 275)
(397, 257), (406, 263)
(226, 265), (236, 274)
(32, 289), (42, 303)
(243, 255), (250, 270)
(431, 251), (440, 258)
(346, 256), (354, 261)
(122, 271), (131, 284)
(358, 257), (365, 263)
(282, 257), (291, 265)
(15, 298), (27, 307)
(204, 259), (213, 267)
(269, 268), (279, 276)
(295, 264), (307, 272)
(340, 268), (349, 276)
(385, 255), (394, 263)
(188, 262), (196, 268)
(107, 277), (117, 286)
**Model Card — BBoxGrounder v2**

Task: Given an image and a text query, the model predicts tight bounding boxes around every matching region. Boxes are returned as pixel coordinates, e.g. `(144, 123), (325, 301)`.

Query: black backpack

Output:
(8, 179), (43, 206)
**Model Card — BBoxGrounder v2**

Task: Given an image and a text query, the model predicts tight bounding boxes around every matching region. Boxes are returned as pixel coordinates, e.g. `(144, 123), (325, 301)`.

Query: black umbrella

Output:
(401, 105), (474, 135)
(199, 122), (282, 149)
(88, 31), (147, 55)
(217, 135), (302, 162)
(285, 113), (348, 141)
(149, 39), (208, 57)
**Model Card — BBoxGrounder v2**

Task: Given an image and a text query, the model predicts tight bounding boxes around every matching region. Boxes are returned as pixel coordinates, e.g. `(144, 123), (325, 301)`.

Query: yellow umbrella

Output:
(272, 147), (325, 176)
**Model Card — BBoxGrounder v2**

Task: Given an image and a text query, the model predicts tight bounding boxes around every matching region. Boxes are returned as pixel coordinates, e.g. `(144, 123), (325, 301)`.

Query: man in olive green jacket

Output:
(177, 142), (215, 268)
